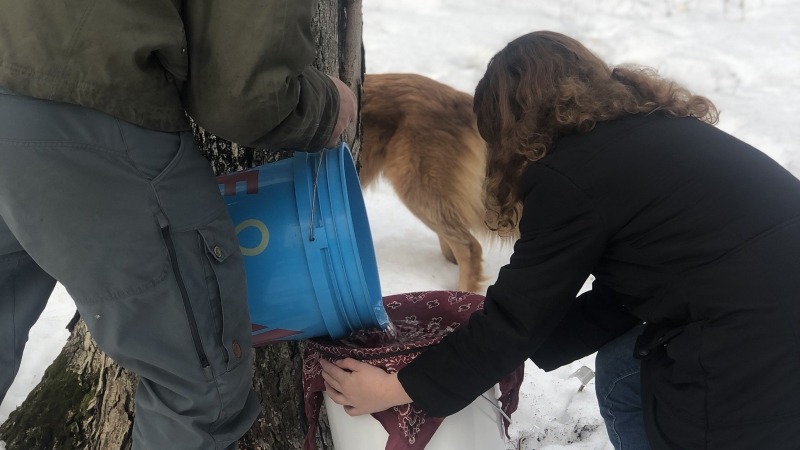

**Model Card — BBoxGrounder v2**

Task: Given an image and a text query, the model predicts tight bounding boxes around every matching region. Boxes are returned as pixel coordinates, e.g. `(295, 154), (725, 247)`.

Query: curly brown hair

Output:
(474, 30), (719, 234)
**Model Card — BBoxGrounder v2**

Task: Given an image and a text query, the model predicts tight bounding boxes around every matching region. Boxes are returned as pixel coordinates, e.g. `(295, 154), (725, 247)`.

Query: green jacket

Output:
(0, 0), (339, 151)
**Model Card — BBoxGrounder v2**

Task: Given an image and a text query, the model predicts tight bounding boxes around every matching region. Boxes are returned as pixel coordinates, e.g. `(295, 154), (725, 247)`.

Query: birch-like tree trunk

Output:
(0, 1), (363, 448)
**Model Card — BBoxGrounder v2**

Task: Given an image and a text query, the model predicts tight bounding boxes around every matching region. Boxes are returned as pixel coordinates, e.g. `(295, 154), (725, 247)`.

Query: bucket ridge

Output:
(317, 149), (366, 331)
(295, 152), (351, 338)
(331, 147), (387, 327)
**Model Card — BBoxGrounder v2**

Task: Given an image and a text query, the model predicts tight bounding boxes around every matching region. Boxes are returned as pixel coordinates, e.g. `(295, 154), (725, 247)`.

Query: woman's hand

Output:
(320, 358), (413, 416)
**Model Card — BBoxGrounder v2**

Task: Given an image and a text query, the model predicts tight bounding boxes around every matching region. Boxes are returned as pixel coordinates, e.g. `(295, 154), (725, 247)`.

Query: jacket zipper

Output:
(161, 225), (210, 368)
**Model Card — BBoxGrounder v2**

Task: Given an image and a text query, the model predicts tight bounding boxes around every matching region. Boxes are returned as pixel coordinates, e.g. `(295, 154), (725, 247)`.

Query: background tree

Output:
(0, 1), (363, 448)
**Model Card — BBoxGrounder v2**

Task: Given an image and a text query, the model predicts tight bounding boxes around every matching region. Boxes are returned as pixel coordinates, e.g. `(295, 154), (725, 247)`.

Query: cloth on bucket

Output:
(302, 290), (525, 450)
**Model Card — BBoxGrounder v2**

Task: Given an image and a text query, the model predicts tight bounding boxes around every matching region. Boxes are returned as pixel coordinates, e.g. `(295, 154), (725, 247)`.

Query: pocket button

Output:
(212, 245), (223, 259)
(232, 340), (242, 359)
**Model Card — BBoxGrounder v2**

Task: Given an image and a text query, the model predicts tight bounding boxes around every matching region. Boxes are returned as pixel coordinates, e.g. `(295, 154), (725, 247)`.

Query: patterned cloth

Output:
(302, 291), (525, 450)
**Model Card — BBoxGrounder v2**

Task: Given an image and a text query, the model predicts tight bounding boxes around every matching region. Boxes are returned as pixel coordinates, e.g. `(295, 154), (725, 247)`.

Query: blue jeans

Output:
(595, 324), (651, 450)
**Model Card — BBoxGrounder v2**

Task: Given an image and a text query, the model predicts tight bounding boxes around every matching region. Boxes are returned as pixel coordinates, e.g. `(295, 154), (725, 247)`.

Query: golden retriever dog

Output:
(359, 73), (502, 293)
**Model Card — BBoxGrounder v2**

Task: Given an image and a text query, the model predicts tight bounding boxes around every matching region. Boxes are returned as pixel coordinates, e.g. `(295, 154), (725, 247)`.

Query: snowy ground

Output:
(2, 1), (798, 449)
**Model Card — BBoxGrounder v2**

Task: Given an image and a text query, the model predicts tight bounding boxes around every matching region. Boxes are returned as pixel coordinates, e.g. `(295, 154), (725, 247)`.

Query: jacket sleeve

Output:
(530, 281), (642, 371)
(397, 164), (607, 417)
(181, 0), (339, 151)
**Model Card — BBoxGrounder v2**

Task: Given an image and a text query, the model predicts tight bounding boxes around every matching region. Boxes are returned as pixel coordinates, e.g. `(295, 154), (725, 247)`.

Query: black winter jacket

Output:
(398, 113), (800, 449)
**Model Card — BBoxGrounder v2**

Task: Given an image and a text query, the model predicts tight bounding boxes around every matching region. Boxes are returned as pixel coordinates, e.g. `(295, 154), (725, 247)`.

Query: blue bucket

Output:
(216, 143), (389, 346)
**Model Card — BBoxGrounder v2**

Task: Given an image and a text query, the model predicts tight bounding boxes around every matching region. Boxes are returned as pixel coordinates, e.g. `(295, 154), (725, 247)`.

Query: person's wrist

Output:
(325, 76), (357, 147)
(389, 372), (413, 406)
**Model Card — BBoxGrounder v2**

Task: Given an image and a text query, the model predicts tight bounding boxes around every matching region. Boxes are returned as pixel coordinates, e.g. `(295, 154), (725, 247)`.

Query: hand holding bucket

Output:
(217, 143), (389, 346)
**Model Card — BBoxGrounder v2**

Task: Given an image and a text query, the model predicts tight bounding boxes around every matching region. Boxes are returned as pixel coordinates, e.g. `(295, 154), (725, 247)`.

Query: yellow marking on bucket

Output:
(236, 219), (270, 256)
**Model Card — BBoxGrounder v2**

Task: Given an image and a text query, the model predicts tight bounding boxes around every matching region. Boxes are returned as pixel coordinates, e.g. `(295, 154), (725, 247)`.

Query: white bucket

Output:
(323, 385), (506, 449)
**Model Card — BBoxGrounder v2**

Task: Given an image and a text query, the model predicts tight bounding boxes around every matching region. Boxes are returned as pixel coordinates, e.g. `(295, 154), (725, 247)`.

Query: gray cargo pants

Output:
(0, 86), (260, 449)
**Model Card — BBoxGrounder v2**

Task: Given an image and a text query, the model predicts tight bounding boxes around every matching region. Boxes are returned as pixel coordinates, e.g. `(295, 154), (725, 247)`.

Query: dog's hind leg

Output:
(399, 192), (486, 292)
(437, 235), (457, 265)
(438, 230), (485, 293)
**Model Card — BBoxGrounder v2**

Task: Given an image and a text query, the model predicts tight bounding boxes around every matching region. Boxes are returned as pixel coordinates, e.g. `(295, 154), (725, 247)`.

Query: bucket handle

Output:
(481, 393), (512, 424)
(308, 148), (327, 242)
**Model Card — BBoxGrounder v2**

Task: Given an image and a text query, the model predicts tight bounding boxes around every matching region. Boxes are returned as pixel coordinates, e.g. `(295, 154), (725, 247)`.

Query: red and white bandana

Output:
(302, 291), (524, 450)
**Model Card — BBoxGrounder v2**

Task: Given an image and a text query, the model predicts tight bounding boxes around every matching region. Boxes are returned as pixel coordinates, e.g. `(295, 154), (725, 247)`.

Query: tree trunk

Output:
(0, 1), (363, 448)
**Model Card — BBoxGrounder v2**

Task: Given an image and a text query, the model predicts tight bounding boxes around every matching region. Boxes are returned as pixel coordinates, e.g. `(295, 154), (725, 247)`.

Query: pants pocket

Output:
(196, 211), (252, 373)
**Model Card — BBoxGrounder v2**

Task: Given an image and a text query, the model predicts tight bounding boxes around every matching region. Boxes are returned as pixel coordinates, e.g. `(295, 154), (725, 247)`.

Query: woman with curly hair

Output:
(322, 31), (800, 449)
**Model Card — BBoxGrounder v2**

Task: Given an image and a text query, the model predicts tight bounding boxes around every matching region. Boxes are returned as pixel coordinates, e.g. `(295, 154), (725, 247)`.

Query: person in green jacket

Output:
(0, 1), (355, 449)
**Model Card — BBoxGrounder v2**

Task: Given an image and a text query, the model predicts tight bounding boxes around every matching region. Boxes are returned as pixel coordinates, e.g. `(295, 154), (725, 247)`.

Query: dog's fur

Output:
(360, 73), (505, 292)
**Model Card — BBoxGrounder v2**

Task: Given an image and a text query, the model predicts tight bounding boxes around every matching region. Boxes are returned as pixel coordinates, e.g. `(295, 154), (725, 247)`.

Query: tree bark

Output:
(0, 1), (363, 449)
